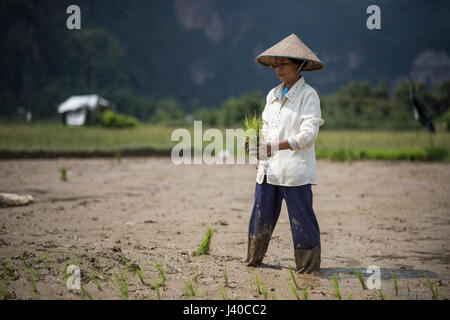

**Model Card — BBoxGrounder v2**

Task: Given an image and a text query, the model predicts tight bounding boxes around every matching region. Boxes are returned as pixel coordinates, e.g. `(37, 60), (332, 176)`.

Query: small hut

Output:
(57, 95), (113, 126)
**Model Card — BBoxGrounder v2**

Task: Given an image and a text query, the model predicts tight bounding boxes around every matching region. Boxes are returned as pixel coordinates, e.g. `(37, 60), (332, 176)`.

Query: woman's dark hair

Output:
(289, 58), (308, 70)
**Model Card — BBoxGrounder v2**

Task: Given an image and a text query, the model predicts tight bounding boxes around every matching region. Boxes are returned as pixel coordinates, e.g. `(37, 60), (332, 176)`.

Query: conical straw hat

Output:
(256, 34), (324, 71)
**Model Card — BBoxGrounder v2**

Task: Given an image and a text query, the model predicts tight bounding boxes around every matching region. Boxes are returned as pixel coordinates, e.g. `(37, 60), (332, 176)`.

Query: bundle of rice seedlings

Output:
(242, 112), (263, 152)
(193, 228), (214, 256)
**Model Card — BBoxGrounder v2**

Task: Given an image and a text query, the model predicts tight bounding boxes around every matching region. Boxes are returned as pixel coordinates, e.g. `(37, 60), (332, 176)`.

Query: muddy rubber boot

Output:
(294, 246), (321, 274)
(245, 234), (271, 267)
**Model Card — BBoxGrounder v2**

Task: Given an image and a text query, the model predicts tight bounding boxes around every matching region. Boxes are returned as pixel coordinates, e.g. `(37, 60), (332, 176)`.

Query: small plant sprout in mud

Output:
(184, 279), (197, 299)
(303, 288), (309, 300)
(81, 285), (93, 300)
(222, 265), (229, 287)
(193, 267), (203, 283)
(39, 253), (51, 270)
(0, 280), (13, 300)
(153, 278), (161, 300)
(347, 292), (353, 300)
(193, 228), (214, 256)
(289, 267), (299, 290)
(378, 288), (388, 300)
(392, 271), (398, 296)
(114, 270), (129, 300)
(136, 267), (145, 285)
(88, 269), (101, 290)
(261, 284), (268, 300)
(60, 167), (68, 181)
(330, 274), (341, 300)
(219, 281), (229, 300)
(254, 273), (262, 295)
(289, 280), (300, 300)
(154, 262), (166, 287)
(21, 251), (39, 296)
(271, 291), (278, 300)
(2, 259), (18, 280)
(115, 151), (121, 164)
(423, 272), (440, 300)
(354, 269), (367, 290)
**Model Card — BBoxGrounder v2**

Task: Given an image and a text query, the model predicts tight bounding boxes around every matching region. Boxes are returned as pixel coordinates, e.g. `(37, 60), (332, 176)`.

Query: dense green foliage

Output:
(99, 110), (140, 128)
(1, 0), (449, 127)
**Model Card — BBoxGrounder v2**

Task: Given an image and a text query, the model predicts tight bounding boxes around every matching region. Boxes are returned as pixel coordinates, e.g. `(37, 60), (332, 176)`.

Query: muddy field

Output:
(0, 157), (449, 300)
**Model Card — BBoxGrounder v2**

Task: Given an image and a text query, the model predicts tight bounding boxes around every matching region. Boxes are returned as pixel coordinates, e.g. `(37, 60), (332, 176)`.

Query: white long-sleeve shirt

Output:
(256, 76), (324, 186)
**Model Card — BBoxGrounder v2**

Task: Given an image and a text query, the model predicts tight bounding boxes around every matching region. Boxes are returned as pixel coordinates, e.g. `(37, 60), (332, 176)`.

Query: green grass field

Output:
(0, 123), (449, 161)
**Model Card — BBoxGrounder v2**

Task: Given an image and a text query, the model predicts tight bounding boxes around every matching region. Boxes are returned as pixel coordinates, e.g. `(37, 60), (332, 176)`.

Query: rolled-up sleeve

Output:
(289, 90), (324, 150)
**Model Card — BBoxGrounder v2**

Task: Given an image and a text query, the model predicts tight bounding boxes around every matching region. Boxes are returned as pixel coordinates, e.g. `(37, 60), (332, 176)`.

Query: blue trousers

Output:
(245, 175), (321, 273)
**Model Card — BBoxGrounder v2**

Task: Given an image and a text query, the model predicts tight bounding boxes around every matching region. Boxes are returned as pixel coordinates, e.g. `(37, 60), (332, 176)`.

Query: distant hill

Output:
(1, 0), (450, 118)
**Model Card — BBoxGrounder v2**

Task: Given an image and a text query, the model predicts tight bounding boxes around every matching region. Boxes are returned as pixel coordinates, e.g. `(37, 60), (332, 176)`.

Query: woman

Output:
(245, 34), (325, 274)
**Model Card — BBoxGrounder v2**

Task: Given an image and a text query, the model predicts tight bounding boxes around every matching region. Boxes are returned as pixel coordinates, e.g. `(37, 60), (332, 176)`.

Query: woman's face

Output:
(271, 58), (301, 84)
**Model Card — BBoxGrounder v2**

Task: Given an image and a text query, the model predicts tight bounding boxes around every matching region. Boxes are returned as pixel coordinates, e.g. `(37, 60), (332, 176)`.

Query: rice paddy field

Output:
(0, 123), (449, 300)
(0, 122), (449, 162)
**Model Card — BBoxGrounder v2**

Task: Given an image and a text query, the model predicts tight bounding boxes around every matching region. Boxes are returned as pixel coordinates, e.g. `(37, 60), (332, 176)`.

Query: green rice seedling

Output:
(153, 278), (161, 300)
(88, 269), (102, 290)
(330, 274), (341, 300)
(81, 285), (93, 300)
(193, 267), (203, 283)
(302, 288), (309, 300)
(219, 281), (229, 300)
(21, 252), (40, 293)
(154, 262), (166, 287)
(148, 288), (153, 300)
(423, 272), (440, 300)
(115, 151), (121, 164)
(70, 257), (80, 267)
(3, 260), (18, 280)
(193, 228), (214, 256)
(354, 269), (367, 289)
(378, 289), (388, 300)
(60, 168), (68, 181)
(21, 251), (29, 269)
(222, 265), (229, 287)
(392, 271), (398, 296)
(289, 280), (300, 300)
(0, 280), (13, 299)
(243, 112), (263, 149)
(289, 267), (299, 290)
(136, 267), (145, 285)
(28, 270), (38, 295)
(261, 284), (268, 300)
(347, 292), (353, 300)
(39, 253), (51, 270)
(254, 273), (262, 295)
(114, 270), (129, 300)
(184, 279), (197, 299)
(271, 291), (278, 300)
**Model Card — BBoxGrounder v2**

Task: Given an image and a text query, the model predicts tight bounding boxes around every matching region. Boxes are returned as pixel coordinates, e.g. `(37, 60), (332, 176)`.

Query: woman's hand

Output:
(249, 143), (272, 160)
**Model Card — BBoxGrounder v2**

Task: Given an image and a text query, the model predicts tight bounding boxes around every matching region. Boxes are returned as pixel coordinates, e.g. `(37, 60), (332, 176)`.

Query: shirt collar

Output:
(271, 76), (306, 103)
